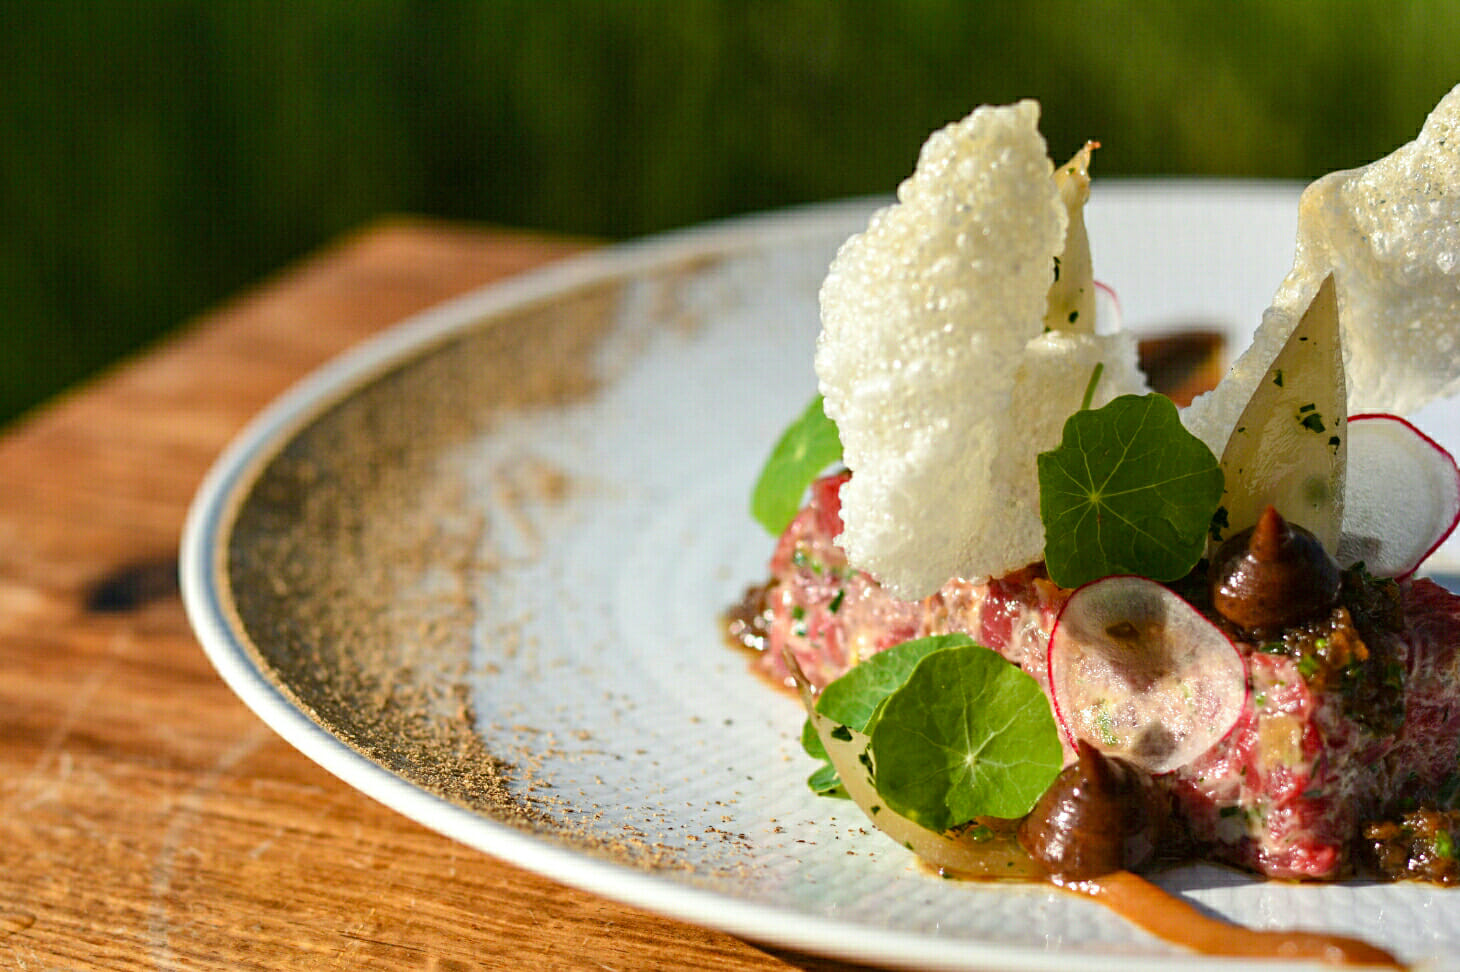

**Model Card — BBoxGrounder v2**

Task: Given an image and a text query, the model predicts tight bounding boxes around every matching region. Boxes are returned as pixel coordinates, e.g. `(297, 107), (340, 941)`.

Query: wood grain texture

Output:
(0, 218), (873, 972)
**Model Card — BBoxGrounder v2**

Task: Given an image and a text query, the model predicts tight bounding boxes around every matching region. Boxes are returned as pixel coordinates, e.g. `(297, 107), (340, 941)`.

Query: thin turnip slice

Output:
(1339, 413), (1460, 578)
(1047, 576), (1246, 775)
(1207, 274), (1346, 554)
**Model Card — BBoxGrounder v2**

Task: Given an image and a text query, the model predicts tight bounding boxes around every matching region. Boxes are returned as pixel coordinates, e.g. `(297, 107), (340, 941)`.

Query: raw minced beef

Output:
(744, 471), (1460, 880)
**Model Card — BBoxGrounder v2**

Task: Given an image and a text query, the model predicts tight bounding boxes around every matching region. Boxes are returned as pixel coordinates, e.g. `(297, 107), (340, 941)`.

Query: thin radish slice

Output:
(1094, 280), (1121, 334)
(1047, 576), (1246, 775)
(1339, 413), (1460, 578)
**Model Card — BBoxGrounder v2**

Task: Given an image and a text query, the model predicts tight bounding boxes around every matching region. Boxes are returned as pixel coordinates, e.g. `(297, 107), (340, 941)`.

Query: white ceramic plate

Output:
(182, 184), (1460, 972)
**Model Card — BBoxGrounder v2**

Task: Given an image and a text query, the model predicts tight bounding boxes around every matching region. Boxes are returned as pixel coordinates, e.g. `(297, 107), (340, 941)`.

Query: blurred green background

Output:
(2, 0), (1457, 427)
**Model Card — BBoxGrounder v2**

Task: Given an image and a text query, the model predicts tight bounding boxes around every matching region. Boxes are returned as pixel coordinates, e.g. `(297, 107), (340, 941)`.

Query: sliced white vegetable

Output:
(1338, 413), (1460, 578)
(1207, 274), (1346, 553)
(1047, 576), (1246, 775)
(1044, 142), (1098, 336)
(782, 652), (1043, 879)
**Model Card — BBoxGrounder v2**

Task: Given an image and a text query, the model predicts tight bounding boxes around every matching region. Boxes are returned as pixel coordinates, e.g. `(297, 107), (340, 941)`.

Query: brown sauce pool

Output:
(925, 831), (1403, 968)
(1067, 870), (1402, 968)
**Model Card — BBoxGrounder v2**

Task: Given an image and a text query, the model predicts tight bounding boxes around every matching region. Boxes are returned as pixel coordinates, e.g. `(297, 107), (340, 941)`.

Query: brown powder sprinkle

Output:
(217, 254), (788, 879)
(224, 284), (626, 842)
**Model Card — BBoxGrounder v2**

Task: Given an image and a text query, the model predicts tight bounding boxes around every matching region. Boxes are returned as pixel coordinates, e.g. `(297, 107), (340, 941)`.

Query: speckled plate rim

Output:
(182, 185), (1420, 972)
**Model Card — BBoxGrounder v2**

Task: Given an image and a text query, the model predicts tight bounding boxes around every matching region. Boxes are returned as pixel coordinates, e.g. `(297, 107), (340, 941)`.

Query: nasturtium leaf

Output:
(800, 719), (848, 797)
(867, 643), (1063, 830)
(814, 634), (973, 731)
(806, 761), (845, 798)
(751, 395), (844, 535)
(1037, 393), (1224, 589)
(801, 634), (974, 797)
(801, 716), (828, 760)
(802, 691), (1045, 878)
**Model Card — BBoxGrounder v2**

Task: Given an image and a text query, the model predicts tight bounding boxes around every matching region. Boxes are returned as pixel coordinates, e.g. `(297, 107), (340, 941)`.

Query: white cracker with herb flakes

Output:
(1185, 83), (1460, 455)
(815, 100), (1145, 598)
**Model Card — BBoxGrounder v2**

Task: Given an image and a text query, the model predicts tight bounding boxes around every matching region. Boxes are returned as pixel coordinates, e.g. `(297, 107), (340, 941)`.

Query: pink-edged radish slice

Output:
(1338, 413), (1460, 578)
(1047, 576), (1247, 775)
(1094, 280), (1121, 334)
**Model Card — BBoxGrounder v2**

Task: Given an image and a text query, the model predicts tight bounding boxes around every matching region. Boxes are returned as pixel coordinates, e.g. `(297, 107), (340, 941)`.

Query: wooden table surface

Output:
(0, 219), (877, 971)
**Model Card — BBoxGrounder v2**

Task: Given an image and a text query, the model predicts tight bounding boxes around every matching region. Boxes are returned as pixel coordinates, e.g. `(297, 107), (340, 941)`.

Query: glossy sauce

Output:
(1065, 870), (1404, 969)
(920, 831), (1403, 966)
(934, 851), (1402, 967)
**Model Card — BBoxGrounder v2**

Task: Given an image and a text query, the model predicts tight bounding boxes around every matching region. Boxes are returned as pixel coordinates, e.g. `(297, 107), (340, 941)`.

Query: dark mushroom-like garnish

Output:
(1209, 505), (1341, 636)
(1017, 739), (1170, 880)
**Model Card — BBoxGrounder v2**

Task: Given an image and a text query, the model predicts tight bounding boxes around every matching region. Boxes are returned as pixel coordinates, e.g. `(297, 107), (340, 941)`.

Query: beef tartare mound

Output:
(733, 470), (1460, 881)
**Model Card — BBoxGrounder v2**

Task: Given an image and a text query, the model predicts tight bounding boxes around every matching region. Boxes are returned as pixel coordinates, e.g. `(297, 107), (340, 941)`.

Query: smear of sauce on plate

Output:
(925, 829), (1403, 967)
(1064, 870), (1403, 968)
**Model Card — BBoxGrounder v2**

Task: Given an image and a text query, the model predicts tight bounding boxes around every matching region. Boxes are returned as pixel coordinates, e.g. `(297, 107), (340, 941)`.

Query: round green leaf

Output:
(814, 633), (974, 731)
(867, 644), (1063, 831)
(804, 633), (975, 796)
(1037, 393), (1223, 589)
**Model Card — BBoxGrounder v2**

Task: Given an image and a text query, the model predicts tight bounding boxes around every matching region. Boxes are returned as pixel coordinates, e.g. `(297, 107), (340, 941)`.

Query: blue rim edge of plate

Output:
(180, 183), (1368, 972)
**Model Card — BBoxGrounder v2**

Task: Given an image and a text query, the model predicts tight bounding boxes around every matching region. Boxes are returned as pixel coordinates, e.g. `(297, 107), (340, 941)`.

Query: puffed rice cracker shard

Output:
(1184, 83), (1460, 455)
(816, 101), (1146, 599)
